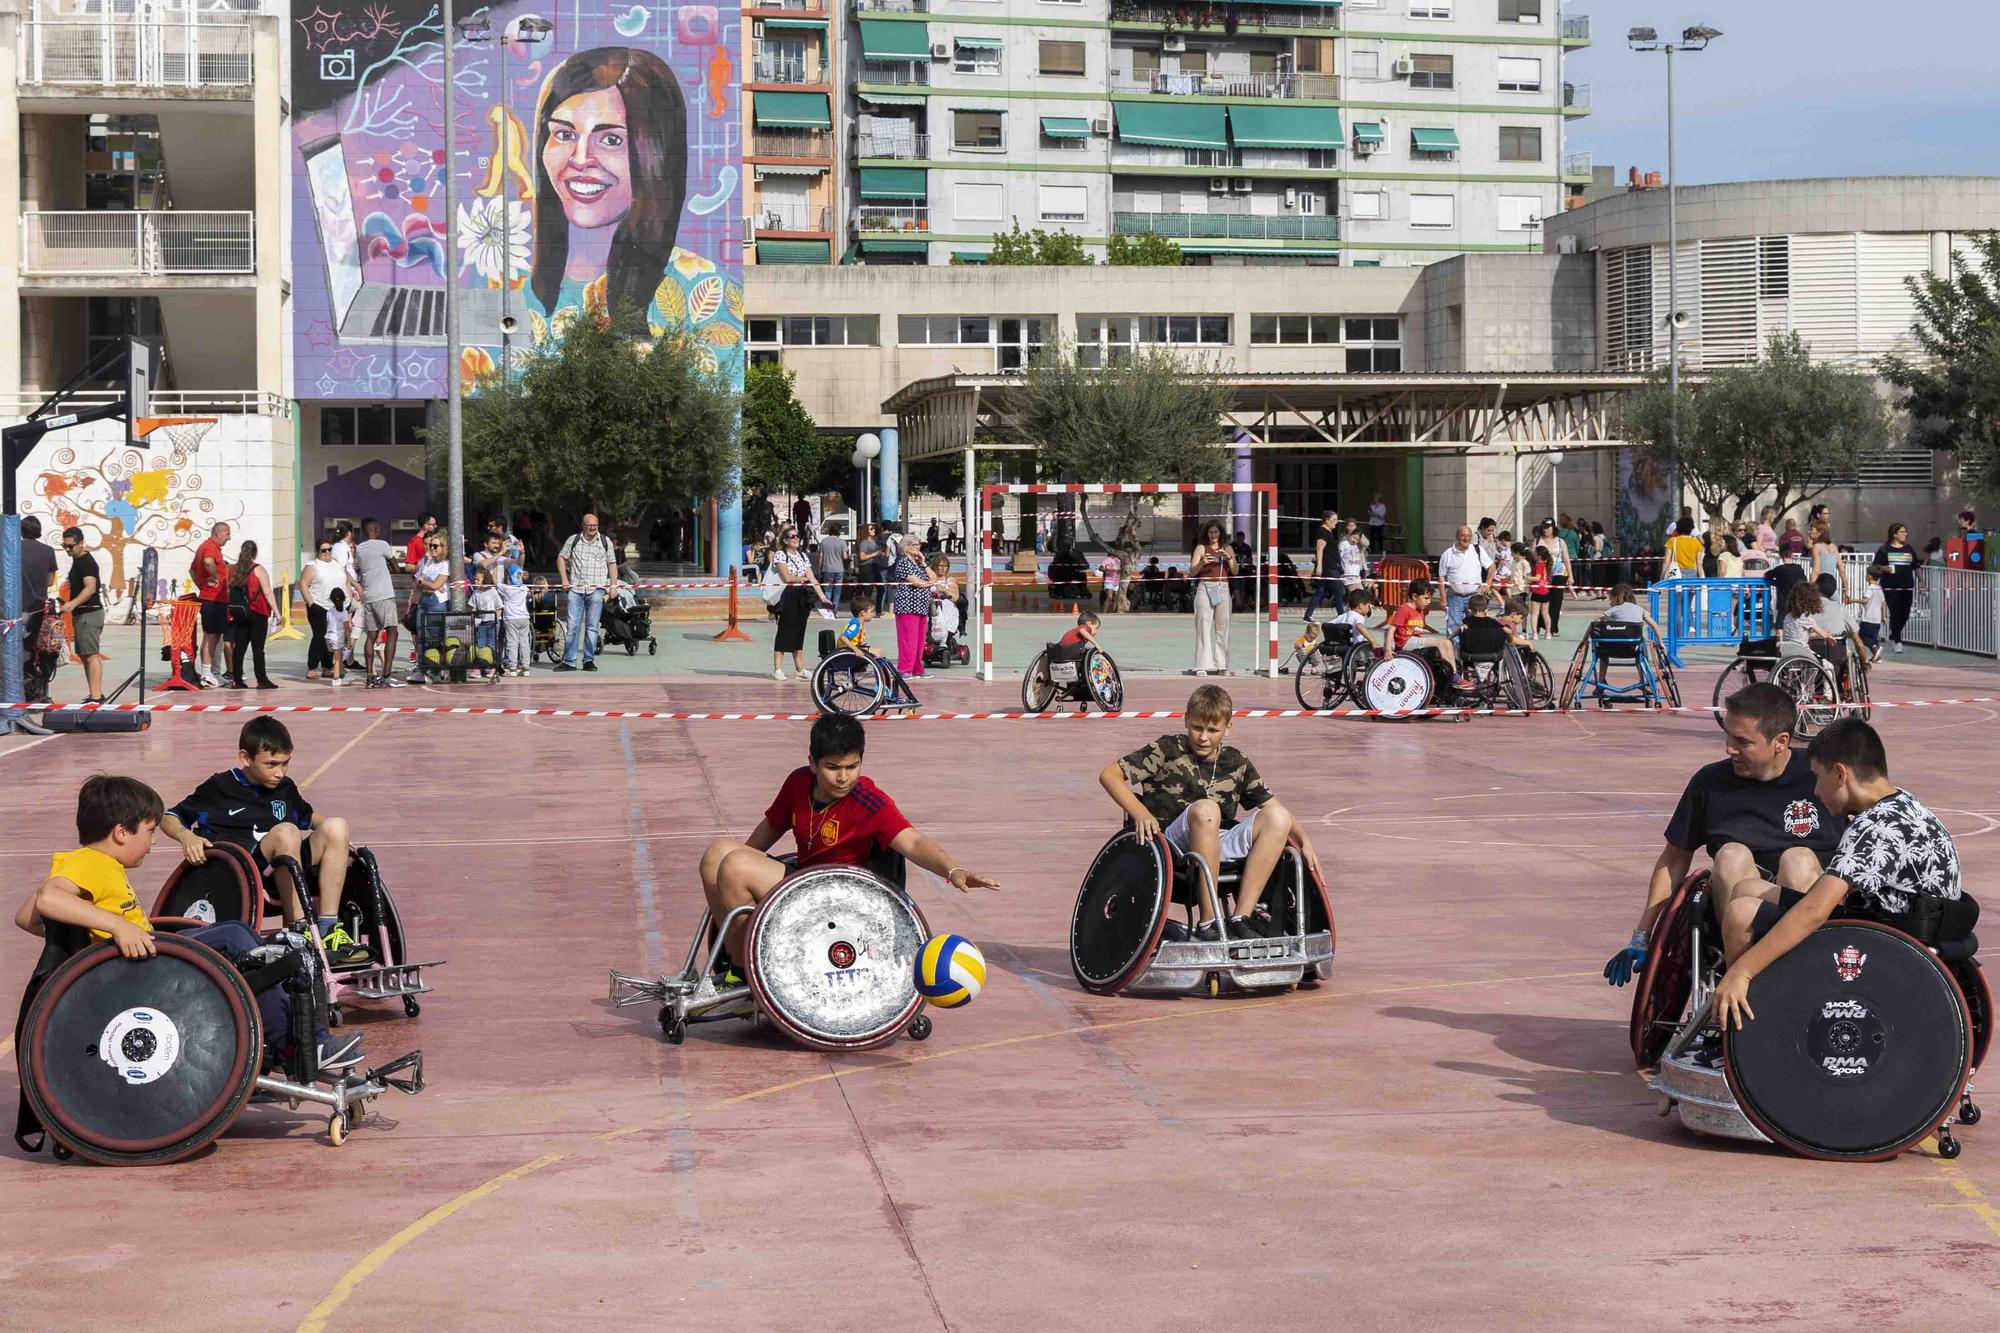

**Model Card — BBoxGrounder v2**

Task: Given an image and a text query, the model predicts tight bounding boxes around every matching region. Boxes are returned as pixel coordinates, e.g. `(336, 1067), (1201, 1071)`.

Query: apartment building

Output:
(844, 0), (1591, 266)
(0, 0), (291, 584)
(745, 0), (843, 265)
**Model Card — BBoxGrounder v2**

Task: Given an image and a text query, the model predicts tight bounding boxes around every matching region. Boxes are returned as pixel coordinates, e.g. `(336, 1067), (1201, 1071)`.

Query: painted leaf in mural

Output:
(686, 276), (725, 327)
(653, 275), (687, 325)
(702, 321), (743, 349)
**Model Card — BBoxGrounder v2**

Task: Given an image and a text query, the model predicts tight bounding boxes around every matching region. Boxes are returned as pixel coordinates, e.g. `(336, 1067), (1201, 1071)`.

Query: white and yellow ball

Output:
(914, 934), (986, 1008)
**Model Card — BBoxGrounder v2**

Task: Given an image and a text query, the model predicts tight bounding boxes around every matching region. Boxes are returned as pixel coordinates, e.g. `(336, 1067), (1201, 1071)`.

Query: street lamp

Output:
(1547, 450), (1565, 527)
(1628, 24), (1721, 507)
(854, 433), (881, 524)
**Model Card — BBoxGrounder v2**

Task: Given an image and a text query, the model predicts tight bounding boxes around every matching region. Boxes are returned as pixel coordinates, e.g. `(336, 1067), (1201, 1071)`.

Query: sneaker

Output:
(328, 676), (350, 687)
(1160, 919), (1191, 943)
(321, 923), (375, 967)
(317, 1032), (365, 1073)
(1192, 919), (1223, 943)
(1893, 642), (1904, 654)
(553, 662), (577, 673)
(582, 661), (598, 672)
(386, 676), (408, 688)
(772, 669), (787, 681)
(1248, 910), (1287, 939)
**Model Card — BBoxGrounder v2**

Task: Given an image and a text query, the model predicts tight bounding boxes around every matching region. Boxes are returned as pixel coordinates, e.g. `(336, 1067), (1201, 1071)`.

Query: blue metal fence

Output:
(1647, 577), (1772, 666)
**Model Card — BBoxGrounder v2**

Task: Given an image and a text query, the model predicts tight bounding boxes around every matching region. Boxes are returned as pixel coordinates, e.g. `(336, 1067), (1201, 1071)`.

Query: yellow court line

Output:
(297, 967), (1597, 1332)
(0, 1035), (12, 1060)
(1924, 1141), (2000, 1242)
(296, 713), (391, 793)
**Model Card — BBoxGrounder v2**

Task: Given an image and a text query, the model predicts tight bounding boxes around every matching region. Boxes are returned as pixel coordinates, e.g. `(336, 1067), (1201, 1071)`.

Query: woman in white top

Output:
(299, 537), (352, 680)
(1808, 519), (1843, 590)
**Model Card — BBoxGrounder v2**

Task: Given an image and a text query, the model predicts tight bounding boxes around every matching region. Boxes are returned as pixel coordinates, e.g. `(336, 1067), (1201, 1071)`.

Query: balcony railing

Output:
(858, 130), (930, 160)
(1562, 151), (1592, 177)
(752, 129), (832, 158)
(747, 0), (826, 11)
(1110, 70), (1338, 100)
(21, 210), (255, 276)
(751, 51), (814, 85)
(20, 16), (254, 88)
(1110, 2), (1340, 32)
(756, 206), (833, 234)
(0, 388), (285, 417)
(1114, 211), (1338, 242)
(860, 59), (929, 86)
(1563, 14), (1591, 41)
(855, 203), (930, 233)
(1563, 81), (1591, 110)
(853, 0), (927, 10)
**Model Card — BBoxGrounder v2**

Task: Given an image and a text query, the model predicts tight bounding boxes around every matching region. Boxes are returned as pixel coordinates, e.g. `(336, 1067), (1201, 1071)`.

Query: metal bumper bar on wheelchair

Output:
(608, 903), (758, 1026)
(252, 1050), (427, 1140)
(1132, 848), (1331, 994)
(332, 960), (439, 1001)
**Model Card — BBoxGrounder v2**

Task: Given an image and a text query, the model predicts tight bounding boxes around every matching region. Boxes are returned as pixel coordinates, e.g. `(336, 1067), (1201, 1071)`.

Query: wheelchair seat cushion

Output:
(1740, 636), (1779, 657)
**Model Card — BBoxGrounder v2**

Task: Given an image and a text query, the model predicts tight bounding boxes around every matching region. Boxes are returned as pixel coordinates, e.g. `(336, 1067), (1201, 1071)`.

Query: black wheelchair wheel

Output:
(1556, 639), (1590, 710)
(1851, 657), (1872, 723)
(1339, 642), (1377, 707)
(813, 650), (887, 717)
(1522, 649), (1556, 710)
(1070, 832), (1171, 995)
(337, 847), (407, 972)
(1499, 649), (1532, 712)
(151, 843), (264, 928)
(1711, 657), (1765, 730)
(20, 937), (262, 1166)
(1955, 958), (1992, 1075)
(1630, 871), (1706, 1069)
(1022, 651), (1057, 712)
(1084, 648), (1123, 711)
(1650, 641), (1683, 711)
(1294, 647), (1339, 710)
(1725, 921), (1971, 1161)
(1772, 655), (1839, 738)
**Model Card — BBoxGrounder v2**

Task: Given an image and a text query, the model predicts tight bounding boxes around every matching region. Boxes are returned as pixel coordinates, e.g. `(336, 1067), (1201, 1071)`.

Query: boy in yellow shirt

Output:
(15, 775), (362, 1071)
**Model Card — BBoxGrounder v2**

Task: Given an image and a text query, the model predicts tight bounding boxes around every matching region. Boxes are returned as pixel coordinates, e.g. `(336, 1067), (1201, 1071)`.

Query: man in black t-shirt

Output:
(57, 526), (107, 702)
(1604, 683), (1845, 986)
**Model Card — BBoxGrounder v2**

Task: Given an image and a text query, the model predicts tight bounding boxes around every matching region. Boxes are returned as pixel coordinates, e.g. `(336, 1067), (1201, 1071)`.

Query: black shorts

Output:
(200, 599), (229, 635)
(1748, 888), (1806, 942)
(251, 837), (324, 882)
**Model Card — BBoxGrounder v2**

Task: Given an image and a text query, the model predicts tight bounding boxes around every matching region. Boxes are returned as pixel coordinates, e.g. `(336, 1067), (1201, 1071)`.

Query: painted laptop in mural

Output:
(291, 1), (743, 398)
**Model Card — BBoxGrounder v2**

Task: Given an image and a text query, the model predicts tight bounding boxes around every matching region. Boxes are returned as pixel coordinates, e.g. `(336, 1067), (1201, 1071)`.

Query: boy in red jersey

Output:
(697, 714), (999, 972)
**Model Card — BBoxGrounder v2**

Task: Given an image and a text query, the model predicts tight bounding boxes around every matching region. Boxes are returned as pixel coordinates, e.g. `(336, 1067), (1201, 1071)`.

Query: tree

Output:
(1879, 230), (2000, 493)
(984, 220), (1093, 266)
(455, 312), (738, 532)
(742, 363), (835, 498)
(1008, 340), (1233, 547)
(1623, 332), (1888, 524)
(1106, 232), (1185, 267)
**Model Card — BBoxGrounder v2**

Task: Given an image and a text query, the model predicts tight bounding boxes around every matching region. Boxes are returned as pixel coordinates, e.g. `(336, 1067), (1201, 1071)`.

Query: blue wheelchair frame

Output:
(1561, 619), (1680, 710)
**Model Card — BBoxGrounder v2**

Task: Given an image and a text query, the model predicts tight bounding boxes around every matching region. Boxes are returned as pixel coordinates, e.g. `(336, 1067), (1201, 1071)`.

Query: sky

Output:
(1568, 1), (2000, 183)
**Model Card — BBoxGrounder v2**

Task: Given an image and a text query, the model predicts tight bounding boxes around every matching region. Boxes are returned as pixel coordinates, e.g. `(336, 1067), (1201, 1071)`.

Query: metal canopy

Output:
(885, 371), (1700, 464)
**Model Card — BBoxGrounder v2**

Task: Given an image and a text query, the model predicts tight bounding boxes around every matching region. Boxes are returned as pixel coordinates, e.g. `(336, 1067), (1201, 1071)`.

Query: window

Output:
(1133, 47), (1160, 76)
(898, 316), (1001, 346)
(1498, 195), (1543, 231)
(1409, 2), (1452, 17)
(1180, 49), (1208, 76)
(956, 183), (1004, 221)
(1499, 0), (1541, 21)
(952, 109), (1005, 150)
(319, 405), (429, 447)
(774, 315), (879, 346)
(1075, 314), (1231, 364)
(1296, 39), (1330, 74)
(1348, 48), (1379, 80)
(1347, 190), (1386, 220)
(1496, 56), (1542, 92)
(1249, 315), (1341, 346)
(1409, 53), (1453, 90)
(1759, 235), (1791, 299)
(1498, 125), (1542, 162)
(996, 317), (1049, 371)
(1343, 317), (1403, 371)
(1038, 40), (1085, 77)
(1038, 184), (1087, 223)
(953, 39), (1002, 76)
(1409, 193), (1454, 229)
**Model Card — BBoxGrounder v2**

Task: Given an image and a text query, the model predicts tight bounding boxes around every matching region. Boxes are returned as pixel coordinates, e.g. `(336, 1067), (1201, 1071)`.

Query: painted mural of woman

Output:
(522, 46), (743, 377)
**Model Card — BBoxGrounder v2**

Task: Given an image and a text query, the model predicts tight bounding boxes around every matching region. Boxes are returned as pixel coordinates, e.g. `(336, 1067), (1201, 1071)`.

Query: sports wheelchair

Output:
(1069, 824), (1334, 997)
(152, 841), (439, 1023)
(1556, 619), (1681, 711)
(1711, 636), (1869, 738)
(14, 922), (425, 1165)
(811, 631), (922, 717)
(609, 852), (938, 1051)
(1631, 870), (1989, 1161)
(1022, 640), (1123, 712)
(1292, 625), (1377, 711)
(1359, 641), (1549, 716)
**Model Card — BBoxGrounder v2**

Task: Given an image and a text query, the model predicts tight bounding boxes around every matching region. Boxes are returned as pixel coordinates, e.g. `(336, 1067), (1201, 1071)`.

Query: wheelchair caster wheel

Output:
(52, 1142), (73, 1162)
(1206, 975), (1221, 999)
(908, 1014), (933, 1042)
(327, 1113), (346, 1147)
(403, 996), (422, 1018)
(328, 1007), (342, 1028)
(648, 642), (657, 656)
(1961, 1099), (1982, 1126)
(1938, 1130), (1961, 1160)
(660, 1009), (686, 1045)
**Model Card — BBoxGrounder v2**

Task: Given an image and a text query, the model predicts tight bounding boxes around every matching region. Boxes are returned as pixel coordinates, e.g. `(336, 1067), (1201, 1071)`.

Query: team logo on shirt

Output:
(1782, 799), (1820, 838)
(270, 800), (288, 822)
(1835, 945), (1867, 982)
(819, 817), (840, 847)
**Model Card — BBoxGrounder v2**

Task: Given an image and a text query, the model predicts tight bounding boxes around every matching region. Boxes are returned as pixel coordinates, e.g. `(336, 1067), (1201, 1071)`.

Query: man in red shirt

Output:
(697, 714), (999, 973)
(190, 521), (231, 687)
(405, 511), (438, 571)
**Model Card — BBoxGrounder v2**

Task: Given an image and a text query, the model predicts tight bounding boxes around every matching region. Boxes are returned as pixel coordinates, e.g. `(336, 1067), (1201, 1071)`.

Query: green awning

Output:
(1411, 127), (1461, 153)
(1228, 104), (1341, 149)
(758, 240), (830, 264)
(1040, 116), (1092, 140)
(952, 251), (990, 264)
(954, 36), (1003, 49)
(760, 16), (827, 29)
(859, 167), (927, 200)
(858, 19), (929, 61)
(1352, 121), (1385, 145)
(1182, 245), (1341, 256)
(859, 90), (926, 106)
(753, 164), (826, 178)
(754, 91), (831, 129)
(862, 238), (929, 254)
(1113, 100), (1227, 150)
(1350, 259), (1381, 267)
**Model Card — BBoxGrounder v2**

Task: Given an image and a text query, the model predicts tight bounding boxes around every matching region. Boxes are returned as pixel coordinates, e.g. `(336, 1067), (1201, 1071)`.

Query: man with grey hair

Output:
(1437, 524), (1493, 637)
(555, 512), (618, 673)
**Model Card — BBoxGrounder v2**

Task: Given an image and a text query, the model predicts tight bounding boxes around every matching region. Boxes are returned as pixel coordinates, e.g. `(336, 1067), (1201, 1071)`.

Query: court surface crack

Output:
(833, 1069), (951, 1330)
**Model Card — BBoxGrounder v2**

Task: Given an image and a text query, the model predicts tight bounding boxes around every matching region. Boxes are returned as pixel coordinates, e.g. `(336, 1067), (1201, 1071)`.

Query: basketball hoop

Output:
(134, 415), (218, 458)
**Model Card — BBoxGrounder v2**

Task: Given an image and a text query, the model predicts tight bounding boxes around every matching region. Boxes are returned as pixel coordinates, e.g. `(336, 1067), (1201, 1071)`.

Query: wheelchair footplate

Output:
(331, 959), (443, 1001)
(610, 969), (757, 1045)
(1131, 930), (1335, 996)
(253, 1049), (426, 1148)
(1647, 1020), (1770, 1145)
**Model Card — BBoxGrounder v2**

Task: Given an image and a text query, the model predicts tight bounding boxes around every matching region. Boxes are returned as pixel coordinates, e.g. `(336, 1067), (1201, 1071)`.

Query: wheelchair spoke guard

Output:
(151, 842), (263, 929)
(743, 866), (929, 1051)
(1085, 648), (1124, 711)
(813, 652), (888, 717)
(1364, 654), (1434, 715)
(1070, 832), (1171, 994)
(1630, 871), (1704, 1068)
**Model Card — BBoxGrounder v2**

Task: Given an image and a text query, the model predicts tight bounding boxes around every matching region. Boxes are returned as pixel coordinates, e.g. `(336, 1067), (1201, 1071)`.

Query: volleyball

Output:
(914, 934), (986, 1008)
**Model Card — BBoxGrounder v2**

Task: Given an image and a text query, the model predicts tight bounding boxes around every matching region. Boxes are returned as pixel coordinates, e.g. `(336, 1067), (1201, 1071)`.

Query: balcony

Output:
(21, 211), (255, 277)
(860, 59), (930, 86)
(1114, 211), (1338, 242)
(19, 14), (255, 89)
(1562, 151), (1592, 179)
(855, 203), (930, 233)
(751, 51), (815, 85)
(1563, 14), (1591, 43)
(859, 130), (930, 160)
(0, 388), (285, 418)
(747, 0), (826, 10)
(1110, 70), (1338, 100)
(756, 206), (834, 235)
(854, 0), (927, 10)
(1110, 2), (1339, 32)
(1563, 81), (1591, 113)
(752, 129), (832, 159)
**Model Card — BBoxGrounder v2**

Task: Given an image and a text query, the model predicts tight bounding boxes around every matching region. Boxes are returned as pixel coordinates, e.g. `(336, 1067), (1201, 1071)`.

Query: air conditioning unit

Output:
(931, 40), (952, 60)
(1090, 117), (1112, 136)
(1353, 138), (1378, 155)
(1232, 178), (1253, 193)
(1284, 187), (1298, 209)
(1209, 177), (1231, 194)
(1392, 57), (1415, 76)
(1163, 34), (1187, 53)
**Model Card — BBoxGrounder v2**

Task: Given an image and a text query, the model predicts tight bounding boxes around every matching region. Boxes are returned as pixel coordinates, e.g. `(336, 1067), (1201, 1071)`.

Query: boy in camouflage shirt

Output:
(1098, 685), (1323, 941)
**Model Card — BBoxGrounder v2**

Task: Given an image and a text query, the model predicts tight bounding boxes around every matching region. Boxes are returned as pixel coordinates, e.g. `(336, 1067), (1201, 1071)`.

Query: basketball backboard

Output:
(126, 336), (160, 444)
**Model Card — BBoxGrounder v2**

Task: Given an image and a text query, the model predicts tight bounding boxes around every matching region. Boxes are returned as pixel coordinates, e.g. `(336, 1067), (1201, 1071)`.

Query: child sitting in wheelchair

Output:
(1097, 685), (1324, 942)
(695, 714), (1000, 979)
(1060, 609), (1104, 651)
(1386, 579), (1460, 682)
(15, 775), (363, 1071)
(1328, 586), (1382, 652)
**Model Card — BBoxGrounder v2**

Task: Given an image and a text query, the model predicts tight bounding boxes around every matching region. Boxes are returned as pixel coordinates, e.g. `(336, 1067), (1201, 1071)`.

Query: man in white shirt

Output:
(1437, 525), (1493, 636)
(555, 512), (618, 673)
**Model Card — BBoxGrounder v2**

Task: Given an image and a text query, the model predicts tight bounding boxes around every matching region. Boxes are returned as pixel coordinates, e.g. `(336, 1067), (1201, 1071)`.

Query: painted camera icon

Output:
(319, 49), (356, 81)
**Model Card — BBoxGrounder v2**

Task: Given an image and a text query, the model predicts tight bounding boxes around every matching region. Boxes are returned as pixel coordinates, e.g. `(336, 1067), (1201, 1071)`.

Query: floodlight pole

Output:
(442, 0), (467, 612)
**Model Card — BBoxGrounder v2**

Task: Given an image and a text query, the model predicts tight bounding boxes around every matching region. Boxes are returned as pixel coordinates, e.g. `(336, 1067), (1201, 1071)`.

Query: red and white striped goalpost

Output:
(976, 482), (1280, 683)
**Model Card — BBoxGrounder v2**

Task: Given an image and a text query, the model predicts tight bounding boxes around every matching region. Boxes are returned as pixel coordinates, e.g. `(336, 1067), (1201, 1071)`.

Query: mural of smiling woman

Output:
(525, 47), (743, 377)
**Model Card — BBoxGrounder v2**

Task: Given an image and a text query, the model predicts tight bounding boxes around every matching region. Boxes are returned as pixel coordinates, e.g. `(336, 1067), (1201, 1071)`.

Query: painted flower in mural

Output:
(456, 196), (533, 288)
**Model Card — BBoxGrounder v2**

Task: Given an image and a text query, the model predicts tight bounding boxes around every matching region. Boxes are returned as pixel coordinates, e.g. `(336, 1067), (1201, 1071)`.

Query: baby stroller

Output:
(601, 586), (657, 656)
(923, 590), (971, 669)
